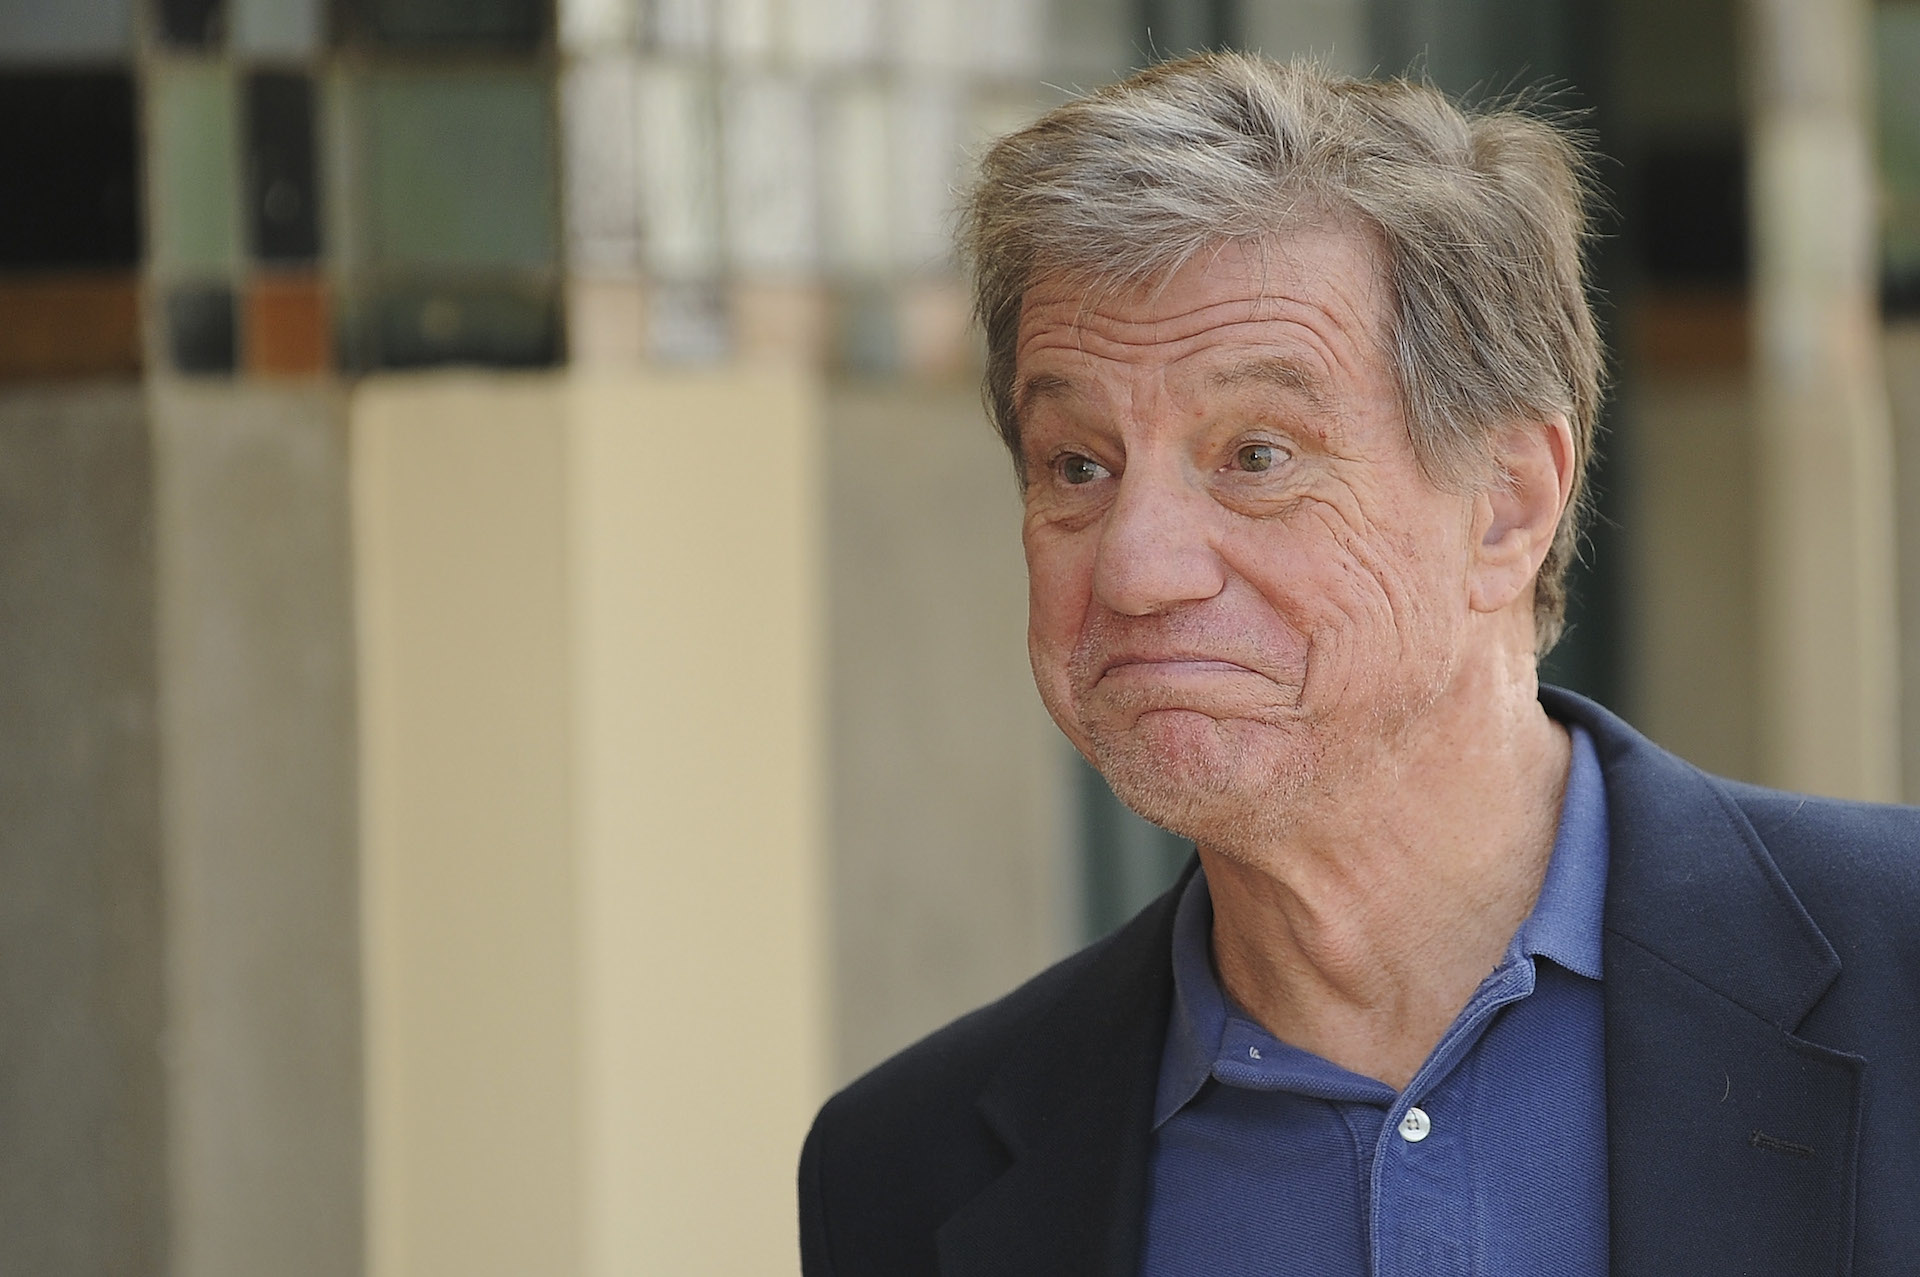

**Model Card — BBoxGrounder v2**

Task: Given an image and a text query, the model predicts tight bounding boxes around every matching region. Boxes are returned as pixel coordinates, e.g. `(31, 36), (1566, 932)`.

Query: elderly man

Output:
(799, 54), (1920, 1276)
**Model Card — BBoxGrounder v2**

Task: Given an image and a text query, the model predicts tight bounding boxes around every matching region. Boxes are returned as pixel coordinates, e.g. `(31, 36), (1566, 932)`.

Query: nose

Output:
(1091, 457), (1227, 616)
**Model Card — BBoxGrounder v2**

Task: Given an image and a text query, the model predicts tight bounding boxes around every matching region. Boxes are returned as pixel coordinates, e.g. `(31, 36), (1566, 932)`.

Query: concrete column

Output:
(148, 384), (364, 1277)
(0, 389), (170, 1277)
(825, 383), (1071, 1082)
(353, 370), (829, 1277)
(1746, 0), (1902, 799)
(1887, 323), (1920, 801)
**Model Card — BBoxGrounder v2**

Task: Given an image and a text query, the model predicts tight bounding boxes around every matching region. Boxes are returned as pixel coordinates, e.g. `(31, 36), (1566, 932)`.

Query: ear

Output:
(1467, 414), (1575, 616)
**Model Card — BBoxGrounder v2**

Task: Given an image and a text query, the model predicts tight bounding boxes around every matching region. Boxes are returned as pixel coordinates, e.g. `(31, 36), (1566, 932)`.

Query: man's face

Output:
(1015, 230), (1486, 846)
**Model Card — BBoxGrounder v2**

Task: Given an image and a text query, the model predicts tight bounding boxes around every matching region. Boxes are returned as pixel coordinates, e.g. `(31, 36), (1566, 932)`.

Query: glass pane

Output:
(563, 57), (641, 272)
(717, 0), (774, 59)
(0, 72), (141, 268)
(346, 0), (546, 48)
(889, 79), (959, 271)
(245, 71), (321, 263)
(151, 64), (238, 273)
(1880, 5), (1920, 312)
(819, 80), (890, 276)
(232, 0), (323, 56)
(634, 62), (719, 276)
(785, 0), (878, 66)
(893, 0), (964, 70)
(560, 0), (634, 48)
(648, 0), (714, 52)
(720, 73), (815, 276)
(361, 69), (557, 269)
(0, 0), (134, 61)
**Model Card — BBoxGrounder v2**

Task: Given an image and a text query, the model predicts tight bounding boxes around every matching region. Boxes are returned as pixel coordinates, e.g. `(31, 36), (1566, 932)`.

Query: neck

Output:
(1199, 652), (1572, 1092)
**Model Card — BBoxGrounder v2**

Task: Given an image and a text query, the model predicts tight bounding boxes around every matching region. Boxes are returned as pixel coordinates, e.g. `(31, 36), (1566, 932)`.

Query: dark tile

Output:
(0, 73), (140, 270)
(245, 72), (319, 263)
(359, 70), (556, 270)
(0, 275), (142, 381)
(1637, 140), (1747, 285)
(166, 284), (236, 373)
(342, 0), (546, 49)
(349, 280), (559, 369)
(243, 273), (329, 375)
(157, 0), (224, 46)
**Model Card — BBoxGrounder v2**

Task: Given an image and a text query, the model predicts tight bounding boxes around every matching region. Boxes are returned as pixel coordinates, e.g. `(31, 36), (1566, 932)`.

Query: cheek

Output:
(1230, 500), (1464, 649)
(1022, 522), (1094, 650)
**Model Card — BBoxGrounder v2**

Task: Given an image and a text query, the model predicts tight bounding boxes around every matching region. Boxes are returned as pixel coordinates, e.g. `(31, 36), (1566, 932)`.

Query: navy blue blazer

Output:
(801, 688), (1920, 1275)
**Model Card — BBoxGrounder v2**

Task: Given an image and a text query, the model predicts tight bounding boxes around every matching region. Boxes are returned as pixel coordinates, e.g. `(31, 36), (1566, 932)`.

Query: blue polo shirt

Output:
(1141, 724), (1610, 1276)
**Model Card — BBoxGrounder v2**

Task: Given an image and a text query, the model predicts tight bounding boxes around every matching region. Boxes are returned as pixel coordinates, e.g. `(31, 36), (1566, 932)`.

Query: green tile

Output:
(150, 64), (238, 273)
(362, 70), (557, 270)
(0, 0), (134, 61)
(232, 0), (324, 55)
(1879, 7), (1920, 276)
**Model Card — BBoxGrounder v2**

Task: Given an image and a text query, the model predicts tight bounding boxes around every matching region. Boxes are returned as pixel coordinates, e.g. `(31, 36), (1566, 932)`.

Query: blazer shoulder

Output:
(800, 876), (1185, 1276)
(810, 897), (1160, 1152)
(1717, 779), (1920, 944)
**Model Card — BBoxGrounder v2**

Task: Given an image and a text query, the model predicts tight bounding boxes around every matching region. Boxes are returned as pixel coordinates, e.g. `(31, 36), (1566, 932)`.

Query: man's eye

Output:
(1059, 455), (1105, 485)
(1235, 443), (1279, 473)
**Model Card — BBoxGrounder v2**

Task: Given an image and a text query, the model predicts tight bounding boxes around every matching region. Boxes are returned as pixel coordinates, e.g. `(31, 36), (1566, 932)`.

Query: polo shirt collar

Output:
(1153, 721), (1609, 1127)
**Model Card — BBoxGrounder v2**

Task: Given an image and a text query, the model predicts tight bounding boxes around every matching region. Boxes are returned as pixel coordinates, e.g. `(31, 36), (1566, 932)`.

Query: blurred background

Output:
(2, 0), (1918, 1272)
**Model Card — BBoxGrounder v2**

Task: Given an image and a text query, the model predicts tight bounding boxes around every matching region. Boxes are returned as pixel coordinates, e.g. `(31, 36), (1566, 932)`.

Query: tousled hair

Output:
(959, 52), (1604, 653)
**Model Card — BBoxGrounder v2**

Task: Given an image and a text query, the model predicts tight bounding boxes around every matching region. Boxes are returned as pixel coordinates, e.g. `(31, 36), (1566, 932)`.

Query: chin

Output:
(1085, 712), (1319, 849)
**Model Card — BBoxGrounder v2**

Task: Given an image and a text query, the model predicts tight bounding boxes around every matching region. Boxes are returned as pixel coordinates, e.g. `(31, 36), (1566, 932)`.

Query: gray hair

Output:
(959, 52), (1603, 653)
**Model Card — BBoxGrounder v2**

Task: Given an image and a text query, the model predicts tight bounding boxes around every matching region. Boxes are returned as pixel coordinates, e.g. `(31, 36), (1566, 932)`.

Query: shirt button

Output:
(1398, 1107), (1432, 1143)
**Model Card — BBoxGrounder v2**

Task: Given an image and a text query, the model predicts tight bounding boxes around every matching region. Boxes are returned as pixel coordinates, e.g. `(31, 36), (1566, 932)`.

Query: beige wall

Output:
(825, 383), (1071, 1083)
(1620, 373), (1762, 782)
(353, 371), (827, 1277)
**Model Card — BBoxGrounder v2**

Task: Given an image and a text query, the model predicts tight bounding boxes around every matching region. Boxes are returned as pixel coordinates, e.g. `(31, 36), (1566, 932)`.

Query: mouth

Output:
(1098, 656), (1261, 681)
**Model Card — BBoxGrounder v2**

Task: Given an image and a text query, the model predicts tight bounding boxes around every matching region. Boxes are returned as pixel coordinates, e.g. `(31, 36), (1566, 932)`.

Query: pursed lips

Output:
(1097, 655), (1262, 681)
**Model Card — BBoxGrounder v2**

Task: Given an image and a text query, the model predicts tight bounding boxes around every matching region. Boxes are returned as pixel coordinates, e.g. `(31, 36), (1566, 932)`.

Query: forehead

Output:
(1012, 228), (1393, 413)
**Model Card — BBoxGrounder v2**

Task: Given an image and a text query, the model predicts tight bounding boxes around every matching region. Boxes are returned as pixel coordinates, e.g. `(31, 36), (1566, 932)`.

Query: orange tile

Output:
(0, 274), (142, 381)
(244, 274), (330, 376)
(1631, 287), (1750, 375)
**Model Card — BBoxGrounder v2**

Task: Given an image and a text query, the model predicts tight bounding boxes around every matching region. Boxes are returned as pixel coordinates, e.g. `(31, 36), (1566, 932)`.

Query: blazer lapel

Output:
(936, 869), (1187, 1277)
(1568, 690), (1865, 1277)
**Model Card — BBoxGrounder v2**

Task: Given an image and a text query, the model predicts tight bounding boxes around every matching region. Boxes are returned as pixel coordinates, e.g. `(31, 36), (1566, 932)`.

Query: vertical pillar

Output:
(149, 383), (364, 1277)
(0, 390), (170, 1277)
(353, 369), (829, 1277)
(1888, 325), (1920, 800)
(352, 376), (583, 1277)
(1747, 0), (1901, 799)
(824, 384), (1072, 1081)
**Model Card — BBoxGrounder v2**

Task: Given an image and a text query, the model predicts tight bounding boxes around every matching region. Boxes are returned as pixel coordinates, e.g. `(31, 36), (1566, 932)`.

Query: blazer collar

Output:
(1544, 687), (1862, 1277)
(935, 862), (1190, 1277)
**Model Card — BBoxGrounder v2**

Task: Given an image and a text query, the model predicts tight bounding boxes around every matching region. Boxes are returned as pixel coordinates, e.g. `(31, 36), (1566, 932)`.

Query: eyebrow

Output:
(1207, 356), (1332, 410)
(1013, 372), (1074, 419)
(1012, 354), (1336, 429)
